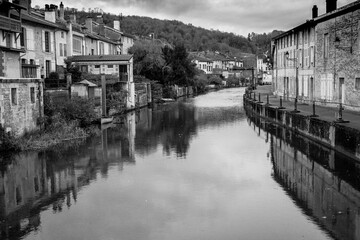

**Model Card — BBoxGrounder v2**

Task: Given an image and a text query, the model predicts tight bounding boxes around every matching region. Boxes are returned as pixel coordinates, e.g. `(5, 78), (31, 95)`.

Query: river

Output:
(1, 88), (359, 240)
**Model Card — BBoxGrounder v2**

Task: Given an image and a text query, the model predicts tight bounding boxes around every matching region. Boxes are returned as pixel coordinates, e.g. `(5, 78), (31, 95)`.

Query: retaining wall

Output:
(244, 95), (360, 161)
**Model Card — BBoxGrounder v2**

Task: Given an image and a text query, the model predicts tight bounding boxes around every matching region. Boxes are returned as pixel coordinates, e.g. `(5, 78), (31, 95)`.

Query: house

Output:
(272, 0), (360, 110)
(69, 54), (135, 110)
(0, 0), (26, 78)
(191, 55), (213, 74)
(256, 54), (272, 85)
(0, 78), (44, 136)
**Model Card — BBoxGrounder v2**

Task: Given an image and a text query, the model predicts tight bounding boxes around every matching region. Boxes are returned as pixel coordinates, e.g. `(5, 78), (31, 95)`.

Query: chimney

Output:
(44, 4), (56, 23)
(86, 17), (93, 33)
(326, 0), (337, 13)
(59, 2), (64, 20)
(97, 16), (105, 36)
(113, 20), (120, 31)
(312, 5), (318, 18)
(70, 14), (76, 23)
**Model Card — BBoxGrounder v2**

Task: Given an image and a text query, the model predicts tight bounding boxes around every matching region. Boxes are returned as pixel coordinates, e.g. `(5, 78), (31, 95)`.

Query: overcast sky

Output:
(34, 0), (354, 36)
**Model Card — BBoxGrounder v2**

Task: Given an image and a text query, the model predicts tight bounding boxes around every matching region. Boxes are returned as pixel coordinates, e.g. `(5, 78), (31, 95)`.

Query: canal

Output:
(1, 88), (359, 240)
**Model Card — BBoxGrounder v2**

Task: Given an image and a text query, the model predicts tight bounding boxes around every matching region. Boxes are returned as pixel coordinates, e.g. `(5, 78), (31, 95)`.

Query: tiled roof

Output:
(70, 54), (133, 62)
(22, 11), (68, 30)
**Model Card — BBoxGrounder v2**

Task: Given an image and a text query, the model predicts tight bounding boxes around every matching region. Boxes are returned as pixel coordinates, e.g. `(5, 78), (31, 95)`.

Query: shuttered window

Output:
(73, 36), (82, 54)
(44, 31), (50, 52)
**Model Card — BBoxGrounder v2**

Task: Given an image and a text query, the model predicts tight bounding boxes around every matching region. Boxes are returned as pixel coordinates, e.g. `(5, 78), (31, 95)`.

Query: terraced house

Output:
(272, 0), (360, 110)
(0, 0), (135, 136)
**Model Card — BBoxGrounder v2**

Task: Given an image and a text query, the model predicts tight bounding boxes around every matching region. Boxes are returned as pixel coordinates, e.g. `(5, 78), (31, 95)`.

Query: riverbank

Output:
(243, 85), (360, 162)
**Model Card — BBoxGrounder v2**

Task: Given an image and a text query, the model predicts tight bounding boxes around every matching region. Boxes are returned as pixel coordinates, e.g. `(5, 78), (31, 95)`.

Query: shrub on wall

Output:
(0, 126), (20, 152)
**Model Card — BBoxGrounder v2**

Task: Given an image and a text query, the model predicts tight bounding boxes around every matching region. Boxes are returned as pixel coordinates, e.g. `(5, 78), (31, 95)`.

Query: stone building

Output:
(272, 0), (360, 110)
(0, 78), (44, 136)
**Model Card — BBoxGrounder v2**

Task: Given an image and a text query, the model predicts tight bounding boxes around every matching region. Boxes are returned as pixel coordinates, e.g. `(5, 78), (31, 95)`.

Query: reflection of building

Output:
(0, 152), (78, 239)
(248, 114), (360, 240)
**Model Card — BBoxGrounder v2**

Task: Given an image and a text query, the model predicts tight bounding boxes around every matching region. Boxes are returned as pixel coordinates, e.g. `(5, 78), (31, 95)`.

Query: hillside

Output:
(65, 10), (282, 56)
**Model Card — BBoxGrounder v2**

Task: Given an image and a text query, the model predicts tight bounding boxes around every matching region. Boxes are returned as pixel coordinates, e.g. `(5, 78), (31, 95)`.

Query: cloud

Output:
(34, 0), (357, 36)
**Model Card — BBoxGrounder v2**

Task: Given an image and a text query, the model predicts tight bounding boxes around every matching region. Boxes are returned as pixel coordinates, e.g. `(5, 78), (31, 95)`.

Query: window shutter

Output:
(42, 30), (45, 52)
(50, 32), (54, 53)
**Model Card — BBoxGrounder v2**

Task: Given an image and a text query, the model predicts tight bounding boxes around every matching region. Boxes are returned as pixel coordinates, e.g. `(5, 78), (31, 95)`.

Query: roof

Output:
(77, 80), (98, 87)
(272, 1), (360, 41)
(22, 11), (68, 31)
(70, 54), (133, 62)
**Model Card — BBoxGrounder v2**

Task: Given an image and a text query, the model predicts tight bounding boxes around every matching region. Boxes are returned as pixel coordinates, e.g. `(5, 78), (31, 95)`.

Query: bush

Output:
(48, 72), (59, 80)
(0, 126), (20, 152)
(57, 97), (97, 127)
(193, 74), (209, 93)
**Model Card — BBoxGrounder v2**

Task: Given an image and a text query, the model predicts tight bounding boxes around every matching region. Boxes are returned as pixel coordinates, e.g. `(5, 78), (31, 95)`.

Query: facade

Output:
(192, 56), (213, 74)
(0, 78), (44, 136)
(190, 51), (245, 76)
(272, 0), (360, 109)
(0, 0), (26, 78)
(69, 55), (135, 110)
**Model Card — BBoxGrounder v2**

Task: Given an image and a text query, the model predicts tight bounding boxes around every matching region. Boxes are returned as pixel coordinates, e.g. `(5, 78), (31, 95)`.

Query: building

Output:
(256, 54), (272, 85)
(272, 0), (360, 109)
(69, 55), (135, 110)
(191, 55), (213, 74)
(0, 78), (44, 136)
(0, 0), (27, 78)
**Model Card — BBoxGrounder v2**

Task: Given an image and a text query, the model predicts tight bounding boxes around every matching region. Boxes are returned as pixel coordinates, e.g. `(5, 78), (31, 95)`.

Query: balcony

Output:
(0, 15), (21, 33)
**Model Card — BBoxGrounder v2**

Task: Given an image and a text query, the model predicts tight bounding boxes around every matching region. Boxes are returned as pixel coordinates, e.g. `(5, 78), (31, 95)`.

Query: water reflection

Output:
(247, 111), (360, 240)
(0, 90), (246, 240)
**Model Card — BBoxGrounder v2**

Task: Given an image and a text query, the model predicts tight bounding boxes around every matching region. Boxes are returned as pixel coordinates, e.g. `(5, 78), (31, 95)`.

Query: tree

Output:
(161, 44), (196, 87)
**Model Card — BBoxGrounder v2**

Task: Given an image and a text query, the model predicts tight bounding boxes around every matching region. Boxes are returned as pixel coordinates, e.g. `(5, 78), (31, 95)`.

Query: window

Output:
(20, 27), (26, 47)
(59, 43), (63, 56)
(324, 33), (329, 59)
(73, 36), (82, 53)
(34, 177), (39, 192)
(99, 42), (105, 54)
(30, 87), (35, 103)
(11, 88), (17, 105)
(64, 44), (67, 56)
(44, 31), (50, 52)
(95, 65), (100, 68)
(356, 78), (360, 90)
(108, 65), (113, 68)
(61, 32), (64, 38)
(91, 49), (94, 55)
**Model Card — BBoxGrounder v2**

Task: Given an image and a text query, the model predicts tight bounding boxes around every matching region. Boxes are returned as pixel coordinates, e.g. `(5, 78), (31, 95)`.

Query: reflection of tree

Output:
(135, 102), (245, 158)
(135, 103), (197, 158)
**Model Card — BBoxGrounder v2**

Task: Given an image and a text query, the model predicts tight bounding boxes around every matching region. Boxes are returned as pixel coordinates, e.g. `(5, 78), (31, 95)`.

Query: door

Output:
(284, 77), (289, 100)
(339, 78), (345, 104)
(45, 60), (51, 78)
(310, 77), (314, 101)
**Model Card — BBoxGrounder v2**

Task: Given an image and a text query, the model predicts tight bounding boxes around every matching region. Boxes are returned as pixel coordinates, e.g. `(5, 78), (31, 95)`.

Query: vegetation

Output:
(64, 10), (282, 55)
(16, 96), (99, 151)
(129, 42), (196, 87)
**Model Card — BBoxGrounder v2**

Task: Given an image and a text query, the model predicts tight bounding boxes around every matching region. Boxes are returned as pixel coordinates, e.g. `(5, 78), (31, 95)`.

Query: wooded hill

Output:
(64, 10), (283, 56)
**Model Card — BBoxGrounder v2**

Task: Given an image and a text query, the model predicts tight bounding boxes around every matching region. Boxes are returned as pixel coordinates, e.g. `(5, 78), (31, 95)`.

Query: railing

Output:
(0, 15), (21, 33)
(245, 90), (359, 123)
(21, 65), (37, 78)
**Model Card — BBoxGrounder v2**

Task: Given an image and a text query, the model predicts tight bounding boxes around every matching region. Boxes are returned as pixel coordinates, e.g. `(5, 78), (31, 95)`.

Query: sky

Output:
(34, 0), (355, 36)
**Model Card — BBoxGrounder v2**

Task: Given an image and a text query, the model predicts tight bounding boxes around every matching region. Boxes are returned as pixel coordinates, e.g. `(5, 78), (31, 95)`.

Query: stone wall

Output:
(0, 78), (43, 137)
(243, 94), (360, 161)
(315, 8), (360, 108)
